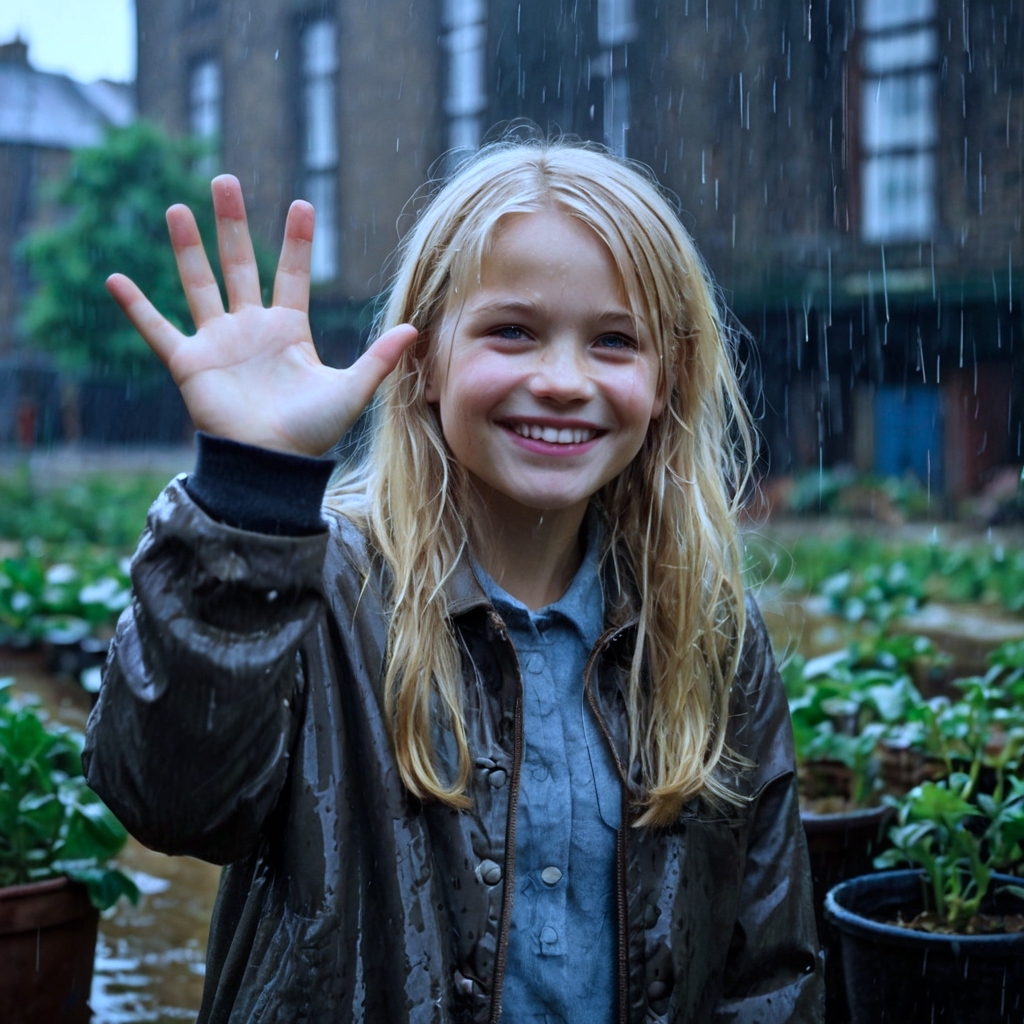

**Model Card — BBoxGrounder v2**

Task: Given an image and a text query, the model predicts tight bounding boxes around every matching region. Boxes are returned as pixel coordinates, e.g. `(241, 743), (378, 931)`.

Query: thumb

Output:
(345, 324), (419, 406)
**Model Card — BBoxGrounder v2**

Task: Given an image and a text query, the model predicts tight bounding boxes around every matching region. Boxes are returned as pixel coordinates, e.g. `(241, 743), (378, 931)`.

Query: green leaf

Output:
(56, 861), (140, 911)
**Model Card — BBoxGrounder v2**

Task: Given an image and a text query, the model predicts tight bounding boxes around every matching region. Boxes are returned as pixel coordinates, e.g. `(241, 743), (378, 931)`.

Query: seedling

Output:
(875, 774), (1024, 930)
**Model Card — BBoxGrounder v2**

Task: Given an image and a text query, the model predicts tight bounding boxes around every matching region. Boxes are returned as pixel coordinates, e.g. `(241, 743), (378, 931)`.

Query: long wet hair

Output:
(328, 140), (755, 826)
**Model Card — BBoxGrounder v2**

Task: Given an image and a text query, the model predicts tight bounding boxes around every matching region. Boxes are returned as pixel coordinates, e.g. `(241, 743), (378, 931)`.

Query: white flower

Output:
(42, 586), (70, 606)
(80, 577), (131, 611)
(80, 667), (103, 694)
(45, 564), (78, 585)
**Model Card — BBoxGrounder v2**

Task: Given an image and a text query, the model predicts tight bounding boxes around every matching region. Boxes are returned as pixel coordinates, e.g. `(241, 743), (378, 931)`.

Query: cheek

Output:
(610, 371), (664, 428)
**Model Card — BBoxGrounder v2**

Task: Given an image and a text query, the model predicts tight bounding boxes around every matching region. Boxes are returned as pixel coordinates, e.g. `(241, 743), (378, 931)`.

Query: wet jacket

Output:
(84, 477), (823, 1024)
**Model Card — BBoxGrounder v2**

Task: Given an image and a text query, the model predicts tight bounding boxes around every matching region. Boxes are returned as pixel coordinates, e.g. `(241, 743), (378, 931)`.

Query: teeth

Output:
(512, 423), (596, 444)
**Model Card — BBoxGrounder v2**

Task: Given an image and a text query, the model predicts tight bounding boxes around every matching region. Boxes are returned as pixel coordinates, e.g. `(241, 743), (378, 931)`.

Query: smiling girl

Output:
(84, 141), (822, 1023)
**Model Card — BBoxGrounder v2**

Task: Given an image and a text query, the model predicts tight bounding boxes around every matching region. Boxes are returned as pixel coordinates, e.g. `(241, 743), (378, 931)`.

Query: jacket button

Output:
(478, 859), (503, 885)
(488, 768), (507, 788)
(540, 866), (562, 885)
(647, 980), (669, 1000)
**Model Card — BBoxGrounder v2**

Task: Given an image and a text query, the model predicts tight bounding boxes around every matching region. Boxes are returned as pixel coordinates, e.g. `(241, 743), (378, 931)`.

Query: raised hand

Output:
(105, 175), (418, 456)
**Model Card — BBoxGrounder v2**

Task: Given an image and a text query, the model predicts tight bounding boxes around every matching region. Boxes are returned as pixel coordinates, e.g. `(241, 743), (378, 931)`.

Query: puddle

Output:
(90, 836), (219, 1023)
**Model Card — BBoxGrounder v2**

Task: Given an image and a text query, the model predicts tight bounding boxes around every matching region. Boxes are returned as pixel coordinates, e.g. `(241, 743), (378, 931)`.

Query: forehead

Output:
(448, 208), (645, 318)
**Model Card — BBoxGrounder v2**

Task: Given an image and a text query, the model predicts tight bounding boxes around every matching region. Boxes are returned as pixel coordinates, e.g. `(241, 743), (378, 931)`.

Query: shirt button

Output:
(488, 768), (507, 788)
(540, 926), (558, 945)
(478, 860), (503, 886)
(531, 765), (549, 781)
(540, 866), (562, 886)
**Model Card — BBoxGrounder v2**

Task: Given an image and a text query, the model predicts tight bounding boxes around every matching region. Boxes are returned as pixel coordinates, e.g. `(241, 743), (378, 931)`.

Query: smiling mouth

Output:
(507, 422), (600, 445)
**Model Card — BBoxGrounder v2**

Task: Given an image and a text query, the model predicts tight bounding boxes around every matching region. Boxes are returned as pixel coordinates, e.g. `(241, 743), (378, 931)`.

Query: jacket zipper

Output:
(616, 793), (629, 1024)
(584, 622), (636, 1024)
(488, 617), (524, 1024)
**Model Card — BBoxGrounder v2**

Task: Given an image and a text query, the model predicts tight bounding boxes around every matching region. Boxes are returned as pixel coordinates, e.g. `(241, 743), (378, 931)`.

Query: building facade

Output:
(134, 0), (1023, 496)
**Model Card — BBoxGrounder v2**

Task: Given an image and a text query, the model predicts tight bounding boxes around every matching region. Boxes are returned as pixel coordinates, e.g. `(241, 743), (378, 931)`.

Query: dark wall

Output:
(486, 0), (603, 141)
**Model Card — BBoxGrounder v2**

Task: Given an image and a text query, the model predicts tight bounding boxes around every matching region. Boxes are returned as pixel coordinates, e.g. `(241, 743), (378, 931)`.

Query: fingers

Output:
(166, 204), (224, 328)
(344, 325), (420, 409)
(212, 175), (263, 311)
(106, 274), (183, 368)
(272, 200), (314, 313)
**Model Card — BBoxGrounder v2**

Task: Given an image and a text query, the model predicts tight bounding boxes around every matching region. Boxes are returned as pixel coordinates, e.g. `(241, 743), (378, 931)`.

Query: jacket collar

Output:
(444, 548), (492, 619)
(441, 506), (639, 635)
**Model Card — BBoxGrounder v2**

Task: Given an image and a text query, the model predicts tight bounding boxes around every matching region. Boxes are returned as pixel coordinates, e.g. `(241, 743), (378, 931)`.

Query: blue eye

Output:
(493, 325), (527, 340)
(595, 333), (637, 350)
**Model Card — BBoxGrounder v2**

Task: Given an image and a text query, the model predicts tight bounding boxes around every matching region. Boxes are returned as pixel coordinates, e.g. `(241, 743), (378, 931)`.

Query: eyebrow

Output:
(463, 297), (642, 326)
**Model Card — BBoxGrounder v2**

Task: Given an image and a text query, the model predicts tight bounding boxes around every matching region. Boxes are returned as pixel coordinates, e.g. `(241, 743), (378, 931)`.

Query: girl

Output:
(84, 141), (822, 1023)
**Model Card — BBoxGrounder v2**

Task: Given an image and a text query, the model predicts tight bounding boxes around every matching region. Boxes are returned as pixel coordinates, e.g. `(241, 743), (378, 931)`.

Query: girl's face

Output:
(426, 209), (665, 527)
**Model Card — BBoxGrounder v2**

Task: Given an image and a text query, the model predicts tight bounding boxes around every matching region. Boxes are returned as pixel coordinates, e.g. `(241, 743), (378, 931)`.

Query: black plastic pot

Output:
(825, 870), (1024, 1024)
(802, 804), (892, 1024)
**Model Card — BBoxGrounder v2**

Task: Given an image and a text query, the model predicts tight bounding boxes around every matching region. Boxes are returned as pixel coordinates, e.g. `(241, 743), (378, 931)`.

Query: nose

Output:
(528, 338), (596, 404)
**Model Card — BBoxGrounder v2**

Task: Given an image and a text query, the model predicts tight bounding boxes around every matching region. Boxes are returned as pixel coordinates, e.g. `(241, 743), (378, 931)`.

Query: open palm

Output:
(106, 175), (418, 456)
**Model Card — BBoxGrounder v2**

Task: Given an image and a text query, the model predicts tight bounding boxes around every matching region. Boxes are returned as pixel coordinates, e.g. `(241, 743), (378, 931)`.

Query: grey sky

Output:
(0, 0), (134, 83)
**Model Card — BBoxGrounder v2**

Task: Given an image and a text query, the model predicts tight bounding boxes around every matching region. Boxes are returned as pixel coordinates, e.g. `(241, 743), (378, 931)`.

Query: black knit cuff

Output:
(185, 432), (335, 536)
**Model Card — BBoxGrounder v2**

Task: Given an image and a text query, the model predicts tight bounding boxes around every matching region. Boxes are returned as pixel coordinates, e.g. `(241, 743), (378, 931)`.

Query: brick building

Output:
(135, 0), (442, 341)
(134, 0), (1022, 495)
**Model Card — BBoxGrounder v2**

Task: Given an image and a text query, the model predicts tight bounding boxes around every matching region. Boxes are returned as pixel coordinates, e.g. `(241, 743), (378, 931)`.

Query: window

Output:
(300, 19), (339, 283)
(596, 0), (635, 156)
(188, 57), (221, 178)
(859, 0), (938, 242)
(597, 0), (635, 47)
(443, 0), (486, 157)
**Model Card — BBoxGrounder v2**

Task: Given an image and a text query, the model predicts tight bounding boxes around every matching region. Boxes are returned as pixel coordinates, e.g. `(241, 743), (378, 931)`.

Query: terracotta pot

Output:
(0, 876), (99, 1024)
(825, 870), (1024, 1024)
(0, 644), (48, 676)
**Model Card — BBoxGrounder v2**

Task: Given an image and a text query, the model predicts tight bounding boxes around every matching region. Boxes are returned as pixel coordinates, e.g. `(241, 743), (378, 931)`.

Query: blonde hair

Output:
(328, 140), (754, 827)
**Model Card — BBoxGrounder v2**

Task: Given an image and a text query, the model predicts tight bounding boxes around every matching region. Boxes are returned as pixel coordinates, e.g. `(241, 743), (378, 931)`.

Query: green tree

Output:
(22, 121), (265, 381)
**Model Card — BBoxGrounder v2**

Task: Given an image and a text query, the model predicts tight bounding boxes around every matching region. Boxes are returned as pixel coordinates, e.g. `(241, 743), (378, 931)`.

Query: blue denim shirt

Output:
(476, 524), (621, 1024)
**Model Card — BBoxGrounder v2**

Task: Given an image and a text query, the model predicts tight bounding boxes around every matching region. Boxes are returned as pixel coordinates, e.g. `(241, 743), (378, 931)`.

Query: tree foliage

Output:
(21, 122), (261, 381)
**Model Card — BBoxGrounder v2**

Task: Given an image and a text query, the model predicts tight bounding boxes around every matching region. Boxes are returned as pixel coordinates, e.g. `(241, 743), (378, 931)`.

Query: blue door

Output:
(873, 385), (943, 491)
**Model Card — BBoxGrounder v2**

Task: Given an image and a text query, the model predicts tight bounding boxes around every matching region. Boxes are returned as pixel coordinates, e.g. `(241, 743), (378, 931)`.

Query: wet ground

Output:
(1, 654), (219, 1023)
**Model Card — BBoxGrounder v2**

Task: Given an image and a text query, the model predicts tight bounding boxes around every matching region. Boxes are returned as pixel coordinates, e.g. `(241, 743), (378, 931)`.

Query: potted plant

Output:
(878, 638), (1024, 799)
(786, 647), (918, 1024)
(825, 771), (1024, 1023)
(0, 678), (138, 1023)
(0, 544), (132, 699)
